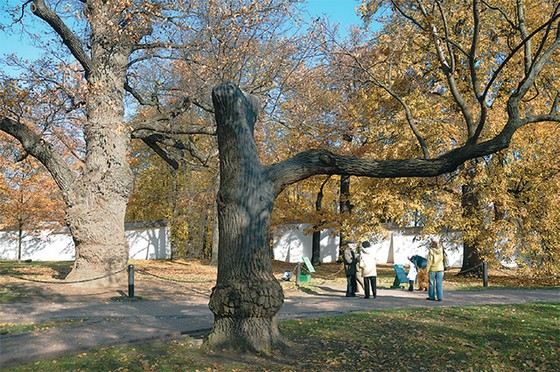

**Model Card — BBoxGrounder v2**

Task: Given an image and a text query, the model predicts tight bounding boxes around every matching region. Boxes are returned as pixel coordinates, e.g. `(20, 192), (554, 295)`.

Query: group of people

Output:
(343, 237), (445, 301)
(343, 240), (377, 299)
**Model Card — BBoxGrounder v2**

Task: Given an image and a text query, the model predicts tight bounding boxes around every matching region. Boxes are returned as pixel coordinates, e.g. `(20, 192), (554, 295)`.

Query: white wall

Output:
(0, 225), (171, 261)
(127, 227), (171, 260)
(272, 224), (464, 267)
(272, 224), (339, 263)
(1, 222), (463, 267)
(388, 232), (463, 267)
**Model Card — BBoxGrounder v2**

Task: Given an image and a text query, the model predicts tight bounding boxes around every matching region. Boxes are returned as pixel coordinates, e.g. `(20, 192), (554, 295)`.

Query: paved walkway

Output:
(1, 286), (559, 368)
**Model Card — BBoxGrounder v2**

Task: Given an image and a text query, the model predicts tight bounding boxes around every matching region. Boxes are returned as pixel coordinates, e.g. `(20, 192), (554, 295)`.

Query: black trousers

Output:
(364, 276), (377, 298)
(346, 274), (357, 296)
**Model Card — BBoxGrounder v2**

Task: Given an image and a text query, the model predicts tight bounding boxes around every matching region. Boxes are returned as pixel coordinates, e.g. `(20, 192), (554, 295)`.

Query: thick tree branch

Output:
(267, 121), (519, 194)
(30, 0), (92, 78)
(0, 117), (76, 192)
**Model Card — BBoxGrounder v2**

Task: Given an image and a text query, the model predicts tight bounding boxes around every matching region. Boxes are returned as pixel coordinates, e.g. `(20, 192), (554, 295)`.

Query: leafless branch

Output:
(551, 92), (560, 114)
(141, 136), (180, 170)
(30, 0), (92, 78)
(516, 0), (533, 74)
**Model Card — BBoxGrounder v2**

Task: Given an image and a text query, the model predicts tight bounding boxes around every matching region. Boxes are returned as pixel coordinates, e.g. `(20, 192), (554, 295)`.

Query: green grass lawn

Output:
(6, 303), (559, 371)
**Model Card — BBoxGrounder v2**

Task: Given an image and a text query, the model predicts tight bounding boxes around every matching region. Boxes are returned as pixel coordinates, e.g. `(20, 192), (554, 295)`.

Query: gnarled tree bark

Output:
(206, 83), (285, 353)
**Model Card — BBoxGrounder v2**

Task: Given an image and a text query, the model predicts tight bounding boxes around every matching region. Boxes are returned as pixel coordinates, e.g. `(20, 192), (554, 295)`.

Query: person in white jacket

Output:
(359, 241), (377, 299)
(407, 257), (418, 292)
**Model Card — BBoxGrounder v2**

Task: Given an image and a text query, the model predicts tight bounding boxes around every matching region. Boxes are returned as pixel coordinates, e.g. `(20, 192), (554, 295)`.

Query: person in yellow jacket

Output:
(426, 237), (445, 301)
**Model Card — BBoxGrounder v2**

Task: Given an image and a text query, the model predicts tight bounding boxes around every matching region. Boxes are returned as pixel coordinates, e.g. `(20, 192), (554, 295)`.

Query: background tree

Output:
(128, 0), (320, 263)
(340, 0), (560, 273)
(0, 0), (215, 282)
(0, 151), (64, 261)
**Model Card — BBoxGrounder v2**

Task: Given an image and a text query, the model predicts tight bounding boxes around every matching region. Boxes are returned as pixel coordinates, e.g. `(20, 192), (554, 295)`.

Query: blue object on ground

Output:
(392, 264), (409, 288)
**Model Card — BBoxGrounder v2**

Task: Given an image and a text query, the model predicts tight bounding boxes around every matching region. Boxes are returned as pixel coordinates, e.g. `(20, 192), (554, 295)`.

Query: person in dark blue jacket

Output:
(409, 255), (427, 270)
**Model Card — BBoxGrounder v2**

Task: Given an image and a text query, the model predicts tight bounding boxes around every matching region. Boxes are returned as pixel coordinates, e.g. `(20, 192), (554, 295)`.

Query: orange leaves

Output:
(0, 158), (65, 231)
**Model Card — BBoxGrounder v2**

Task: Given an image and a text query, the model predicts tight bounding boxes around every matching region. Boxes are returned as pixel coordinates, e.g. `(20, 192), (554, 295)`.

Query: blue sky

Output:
(304, 0), (363, 31)
(0, 1), (364, 68)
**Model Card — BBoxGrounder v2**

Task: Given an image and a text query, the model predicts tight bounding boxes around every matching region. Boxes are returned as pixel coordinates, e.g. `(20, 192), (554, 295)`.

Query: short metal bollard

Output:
(482, 262), (488, 287)
(128, 264), (135, 298)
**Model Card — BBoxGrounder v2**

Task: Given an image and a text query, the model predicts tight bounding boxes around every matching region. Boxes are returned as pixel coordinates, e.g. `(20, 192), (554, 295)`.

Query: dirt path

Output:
(1, 285), (559, 368)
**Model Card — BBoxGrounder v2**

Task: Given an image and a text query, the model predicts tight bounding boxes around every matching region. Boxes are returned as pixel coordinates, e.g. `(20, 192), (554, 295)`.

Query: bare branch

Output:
(14, 0), (33, 23)
(132, 42), (194, 52)
(330, 44), (430, 159)
(134, 130), (215, 167)
(132, 120), (216, 136)
(520, 113), (560, 126)
(531, 3), (560, 65)
(482, 0), (517, 29)
(391, 0), (426, 31)
(366, 79), (430, 159)
(0, 117), (75, 192)
(124, 81), (157, 106)
(551, 92), (560, 114)
(30, 0), (92, 78)
(469, 0), (482, 99)
(436, 0), (456, 72)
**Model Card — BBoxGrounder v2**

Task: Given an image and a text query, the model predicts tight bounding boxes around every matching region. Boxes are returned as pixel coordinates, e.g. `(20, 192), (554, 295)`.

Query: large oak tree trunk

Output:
(64, 186), (130, 284)
(205, 83), (285, 353)
(63, 14), (133, 283)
